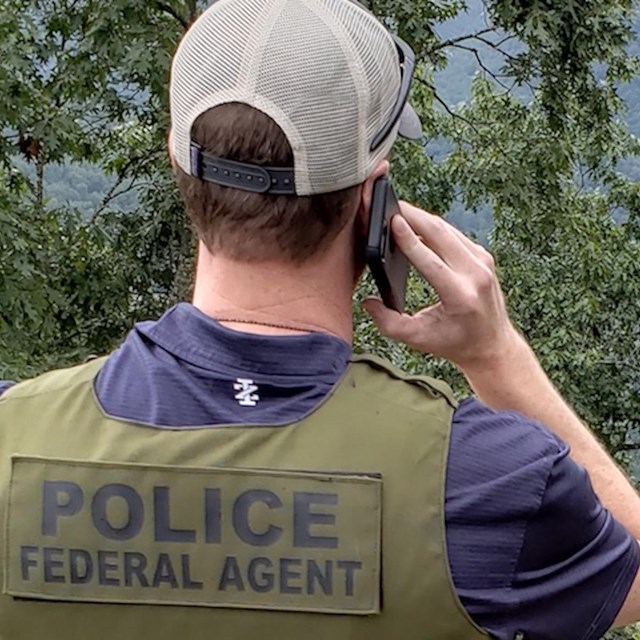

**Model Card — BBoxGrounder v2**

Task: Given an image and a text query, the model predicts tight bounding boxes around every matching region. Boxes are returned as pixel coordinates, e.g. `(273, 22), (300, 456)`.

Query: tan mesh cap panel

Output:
(170, 0), (410, 195)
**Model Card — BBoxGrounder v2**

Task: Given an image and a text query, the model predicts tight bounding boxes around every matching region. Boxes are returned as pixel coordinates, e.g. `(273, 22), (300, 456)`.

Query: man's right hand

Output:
(362, 201), (522, 373)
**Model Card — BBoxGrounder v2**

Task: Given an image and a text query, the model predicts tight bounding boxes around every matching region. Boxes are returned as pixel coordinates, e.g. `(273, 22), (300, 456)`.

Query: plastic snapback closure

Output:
(190, 143), (296, 195)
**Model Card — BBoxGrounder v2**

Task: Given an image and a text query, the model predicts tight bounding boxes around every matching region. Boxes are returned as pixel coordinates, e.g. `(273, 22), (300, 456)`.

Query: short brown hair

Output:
(175, 103), (361, 264)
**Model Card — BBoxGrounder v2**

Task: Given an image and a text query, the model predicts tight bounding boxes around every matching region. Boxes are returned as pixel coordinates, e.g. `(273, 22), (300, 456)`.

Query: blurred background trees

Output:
(1, 0), (639, 478)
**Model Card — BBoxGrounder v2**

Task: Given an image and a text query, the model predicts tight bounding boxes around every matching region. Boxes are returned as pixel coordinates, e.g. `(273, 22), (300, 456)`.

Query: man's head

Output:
(169, 0), (420, 265)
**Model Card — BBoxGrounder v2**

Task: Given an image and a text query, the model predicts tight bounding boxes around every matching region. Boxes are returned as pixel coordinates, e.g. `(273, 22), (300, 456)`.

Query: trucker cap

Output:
(170, 0), (421, 196)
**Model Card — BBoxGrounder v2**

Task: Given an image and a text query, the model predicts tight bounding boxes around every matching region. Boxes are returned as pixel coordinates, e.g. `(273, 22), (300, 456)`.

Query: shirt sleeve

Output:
(446, 398), (639, 640)
(0, 381), (15, 398)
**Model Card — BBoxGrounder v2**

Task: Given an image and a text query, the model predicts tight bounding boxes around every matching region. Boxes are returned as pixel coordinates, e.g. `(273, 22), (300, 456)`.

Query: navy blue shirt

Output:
(0, 381), (14, 396)
(2, 303), (638, 639)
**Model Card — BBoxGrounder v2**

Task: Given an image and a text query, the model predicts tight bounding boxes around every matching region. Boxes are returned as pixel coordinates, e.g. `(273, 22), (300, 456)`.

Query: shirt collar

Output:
(135, 303), (352, 378)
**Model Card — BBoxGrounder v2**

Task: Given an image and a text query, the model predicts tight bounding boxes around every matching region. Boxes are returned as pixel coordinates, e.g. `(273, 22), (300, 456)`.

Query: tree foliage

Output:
(0, 0), (193, 376)
(1, 0), (639, 480)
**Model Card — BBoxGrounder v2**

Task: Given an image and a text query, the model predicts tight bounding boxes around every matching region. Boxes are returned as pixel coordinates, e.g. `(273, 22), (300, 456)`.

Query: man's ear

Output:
(356, 160), (390, 232)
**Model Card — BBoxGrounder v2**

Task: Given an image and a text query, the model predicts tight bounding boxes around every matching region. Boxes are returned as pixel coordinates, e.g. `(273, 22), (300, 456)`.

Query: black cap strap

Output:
(190, 143), (296, 195)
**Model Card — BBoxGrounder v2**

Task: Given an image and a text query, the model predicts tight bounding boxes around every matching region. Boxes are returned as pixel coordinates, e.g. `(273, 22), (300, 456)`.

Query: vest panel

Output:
(0, 355), (487, 640)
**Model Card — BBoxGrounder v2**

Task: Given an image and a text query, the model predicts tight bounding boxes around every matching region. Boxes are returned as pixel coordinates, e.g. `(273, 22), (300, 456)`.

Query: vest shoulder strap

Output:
(351, 353), (458, 410)
(0, 357), (107, 403)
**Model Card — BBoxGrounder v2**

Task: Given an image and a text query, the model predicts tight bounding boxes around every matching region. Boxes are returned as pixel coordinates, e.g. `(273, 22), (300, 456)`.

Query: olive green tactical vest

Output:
(0, 354), (487, 640)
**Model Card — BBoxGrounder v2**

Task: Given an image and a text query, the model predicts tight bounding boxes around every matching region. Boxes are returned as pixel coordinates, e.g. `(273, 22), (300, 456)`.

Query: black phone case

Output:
(366, 177), (409, 312)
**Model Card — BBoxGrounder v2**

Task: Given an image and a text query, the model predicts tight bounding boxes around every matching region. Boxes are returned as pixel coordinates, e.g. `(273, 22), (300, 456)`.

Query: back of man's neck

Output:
(192, 249), (355, 342)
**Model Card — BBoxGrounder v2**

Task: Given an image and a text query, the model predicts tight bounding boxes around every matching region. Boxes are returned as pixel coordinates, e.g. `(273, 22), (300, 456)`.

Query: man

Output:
(1, 0), (639, 638)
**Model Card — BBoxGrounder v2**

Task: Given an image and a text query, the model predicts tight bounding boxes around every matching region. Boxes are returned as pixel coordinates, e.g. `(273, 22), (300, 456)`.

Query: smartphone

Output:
(366, 176), (409, 312)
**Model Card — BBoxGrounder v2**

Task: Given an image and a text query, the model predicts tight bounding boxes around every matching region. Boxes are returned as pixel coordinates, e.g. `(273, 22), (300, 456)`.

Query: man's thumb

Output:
(362, 297), (408, 339)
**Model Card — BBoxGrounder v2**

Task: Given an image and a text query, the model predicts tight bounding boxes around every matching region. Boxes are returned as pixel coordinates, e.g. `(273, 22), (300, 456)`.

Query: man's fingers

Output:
(391, 216), (458, 297)
(445, 221), (497, 272)
(399, 201), (485, 272)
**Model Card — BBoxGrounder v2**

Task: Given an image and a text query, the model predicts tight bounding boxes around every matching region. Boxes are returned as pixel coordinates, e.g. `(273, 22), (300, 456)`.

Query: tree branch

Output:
(432, 27), (497, 52)
(89, 165), (139, 222)
(87, 144), (165, 224)
(451, 43), (512, 92)
(416, 78), (516, 160)
(416, 78), (475, 126)
(472, 34), (520, 63)
(493, 33), (518, 49)
(155, 2), (188, 29)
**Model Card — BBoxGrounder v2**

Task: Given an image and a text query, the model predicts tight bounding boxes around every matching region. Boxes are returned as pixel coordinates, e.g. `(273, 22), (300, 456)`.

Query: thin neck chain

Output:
(215, 317), (315, 334)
